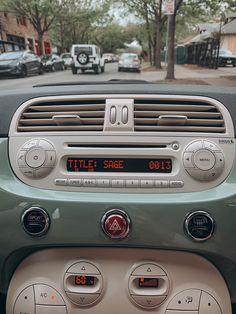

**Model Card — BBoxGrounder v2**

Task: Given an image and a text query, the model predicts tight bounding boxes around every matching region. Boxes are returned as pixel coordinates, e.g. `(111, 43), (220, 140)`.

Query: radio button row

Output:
(54, 179), (184, 189)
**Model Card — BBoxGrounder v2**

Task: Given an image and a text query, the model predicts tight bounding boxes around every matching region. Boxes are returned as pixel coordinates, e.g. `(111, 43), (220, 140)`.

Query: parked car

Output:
(103, 53), (114, 63)
(217, 49), (236, 67)
(0, 50), (43, 77)
(60, 52), (72, 69)
(71, 44), (105, 74)
(41, 54), (65, 72)
(118, 53), (141, 72)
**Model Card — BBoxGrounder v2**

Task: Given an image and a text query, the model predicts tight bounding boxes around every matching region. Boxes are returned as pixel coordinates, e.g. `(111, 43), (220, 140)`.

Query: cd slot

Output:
(68, 144), (167, 149)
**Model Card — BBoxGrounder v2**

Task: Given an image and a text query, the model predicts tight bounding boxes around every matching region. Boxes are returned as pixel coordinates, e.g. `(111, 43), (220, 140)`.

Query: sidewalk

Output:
(142, 63), (236, 86)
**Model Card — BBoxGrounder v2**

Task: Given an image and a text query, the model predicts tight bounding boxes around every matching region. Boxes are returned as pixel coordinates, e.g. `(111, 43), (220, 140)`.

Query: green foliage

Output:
(51, 0), (112, 52)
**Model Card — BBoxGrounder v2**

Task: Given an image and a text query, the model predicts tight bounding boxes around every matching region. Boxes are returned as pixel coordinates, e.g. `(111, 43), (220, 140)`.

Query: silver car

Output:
(118, 53), (141, 72)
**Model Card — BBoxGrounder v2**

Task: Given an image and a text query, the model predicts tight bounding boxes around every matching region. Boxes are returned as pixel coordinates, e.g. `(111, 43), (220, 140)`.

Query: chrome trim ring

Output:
(184, 210), (215, 242)
(21, 206), (50, 237)
(101, 209), (131, 240)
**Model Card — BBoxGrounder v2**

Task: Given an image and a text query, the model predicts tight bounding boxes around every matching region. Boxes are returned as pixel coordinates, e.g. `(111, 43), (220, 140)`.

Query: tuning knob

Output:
(183, 140), (224, 181)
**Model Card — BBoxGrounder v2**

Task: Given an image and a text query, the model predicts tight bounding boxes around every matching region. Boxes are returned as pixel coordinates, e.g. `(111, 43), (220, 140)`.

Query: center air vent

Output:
(18, 99), (106, 132)
(134, 99), (225, 133)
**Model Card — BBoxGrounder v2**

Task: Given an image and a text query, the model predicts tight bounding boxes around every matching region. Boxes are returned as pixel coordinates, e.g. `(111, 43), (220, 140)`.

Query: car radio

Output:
(8, 94), (235, 193)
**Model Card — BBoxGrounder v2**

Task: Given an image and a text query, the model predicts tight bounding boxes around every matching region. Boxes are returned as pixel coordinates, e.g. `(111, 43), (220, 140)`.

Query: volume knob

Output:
(18, 138), (56, 179)
(25, 148), (46, 168)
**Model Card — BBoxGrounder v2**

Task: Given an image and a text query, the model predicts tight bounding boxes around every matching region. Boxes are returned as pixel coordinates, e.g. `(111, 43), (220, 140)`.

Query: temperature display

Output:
(138, 277), (159, 288)
(74, 275), (95, 286)
(67, 158), (172, 173)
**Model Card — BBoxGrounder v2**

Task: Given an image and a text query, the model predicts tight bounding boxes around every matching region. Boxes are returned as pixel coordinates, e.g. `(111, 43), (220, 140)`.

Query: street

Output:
(0, 63), (147, 91)
(0, 62), (236, 90)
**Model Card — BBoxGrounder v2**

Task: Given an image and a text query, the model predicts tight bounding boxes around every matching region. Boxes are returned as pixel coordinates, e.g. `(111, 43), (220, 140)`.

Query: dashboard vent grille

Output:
(134, 99), (225, 133)
(18, 99), (106, 132)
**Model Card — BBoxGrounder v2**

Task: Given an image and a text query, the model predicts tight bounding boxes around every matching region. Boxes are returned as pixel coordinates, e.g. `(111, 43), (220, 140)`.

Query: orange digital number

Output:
(149, 161), (161, 170)
(75, 276), (86, 285)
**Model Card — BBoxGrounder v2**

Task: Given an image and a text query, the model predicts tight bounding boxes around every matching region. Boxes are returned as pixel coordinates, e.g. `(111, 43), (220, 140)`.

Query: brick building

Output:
(0, 11), (51, 55)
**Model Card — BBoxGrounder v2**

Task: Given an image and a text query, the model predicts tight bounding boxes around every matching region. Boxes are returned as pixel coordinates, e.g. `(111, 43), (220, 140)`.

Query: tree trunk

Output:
(154, 18), (162, 69)
(38, 32), (44, 55)
(144, 5), (153, 66)
(165, 14), (176, 80)
(148, 41), (153, 66)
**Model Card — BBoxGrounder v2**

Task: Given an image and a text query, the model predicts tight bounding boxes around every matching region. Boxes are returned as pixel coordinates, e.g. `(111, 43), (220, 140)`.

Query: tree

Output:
(52, 0), (111, 52)
(3, 0), (66, 54)
(165, 0), (183, 80)
(120, 0), (166, 68)
(91, 23), (127, 53)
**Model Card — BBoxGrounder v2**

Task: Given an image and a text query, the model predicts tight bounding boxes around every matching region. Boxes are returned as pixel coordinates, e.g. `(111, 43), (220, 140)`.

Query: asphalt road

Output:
(0, 63), (149, 91)
(0, 62), (236, 90)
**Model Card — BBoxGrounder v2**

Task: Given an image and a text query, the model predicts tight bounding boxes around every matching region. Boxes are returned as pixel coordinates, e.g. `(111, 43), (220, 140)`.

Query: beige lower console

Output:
(6, 248), (231, 314)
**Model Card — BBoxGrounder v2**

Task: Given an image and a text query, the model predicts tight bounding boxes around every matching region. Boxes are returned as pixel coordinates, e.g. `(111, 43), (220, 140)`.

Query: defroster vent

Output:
(134, 99), (225, 133)
(18, 99), (106, 132)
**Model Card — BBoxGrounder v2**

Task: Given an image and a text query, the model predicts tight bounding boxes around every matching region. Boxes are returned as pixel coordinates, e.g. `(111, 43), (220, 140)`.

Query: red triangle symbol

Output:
(110, 219), (122, 231)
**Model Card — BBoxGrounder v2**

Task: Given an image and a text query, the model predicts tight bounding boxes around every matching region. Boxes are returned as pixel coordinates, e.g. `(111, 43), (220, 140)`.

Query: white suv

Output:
(71, 44), (105, 74)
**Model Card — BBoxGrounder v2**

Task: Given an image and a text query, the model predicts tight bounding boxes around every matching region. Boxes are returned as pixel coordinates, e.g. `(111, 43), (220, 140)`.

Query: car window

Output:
(61, 53), (71, 59)
(0, 51), (23, 60)
(74, 47), (93, 56)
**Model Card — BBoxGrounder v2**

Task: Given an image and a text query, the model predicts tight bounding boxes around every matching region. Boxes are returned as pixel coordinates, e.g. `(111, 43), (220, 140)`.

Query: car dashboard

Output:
(1, 82), (236, 314)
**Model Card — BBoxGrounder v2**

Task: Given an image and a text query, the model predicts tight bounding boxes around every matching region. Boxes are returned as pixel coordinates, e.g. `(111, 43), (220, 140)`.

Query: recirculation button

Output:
(14, 285), (35, 314)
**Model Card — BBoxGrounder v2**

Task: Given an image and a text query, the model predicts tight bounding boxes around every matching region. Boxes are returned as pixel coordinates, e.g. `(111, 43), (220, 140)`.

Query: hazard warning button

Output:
(101, 209), (131, 239)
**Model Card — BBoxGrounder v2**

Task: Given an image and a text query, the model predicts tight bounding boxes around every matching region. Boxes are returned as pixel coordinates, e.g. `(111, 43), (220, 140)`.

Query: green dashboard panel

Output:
(1, 137), (236, 301)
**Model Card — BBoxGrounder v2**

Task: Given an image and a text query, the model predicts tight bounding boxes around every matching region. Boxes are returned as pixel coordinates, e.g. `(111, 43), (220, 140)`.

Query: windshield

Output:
(0, 1), (235, 89)
(0, 51), (23, 60)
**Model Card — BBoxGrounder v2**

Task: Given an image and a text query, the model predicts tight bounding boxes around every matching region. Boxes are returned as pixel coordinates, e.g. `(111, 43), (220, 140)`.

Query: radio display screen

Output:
(67, 158), (172, 173)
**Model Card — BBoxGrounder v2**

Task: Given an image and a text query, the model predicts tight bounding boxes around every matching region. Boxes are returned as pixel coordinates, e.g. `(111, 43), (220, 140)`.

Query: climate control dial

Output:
(183, 140), (225, 181)
(17, 139), (56, 179)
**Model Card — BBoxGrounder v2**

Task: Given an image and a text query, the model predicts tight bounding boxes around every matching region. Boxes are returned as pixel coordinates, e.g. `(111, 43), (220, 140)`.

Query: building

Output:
(0, 11), (51, 55)
(221, 13), (236, 54)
